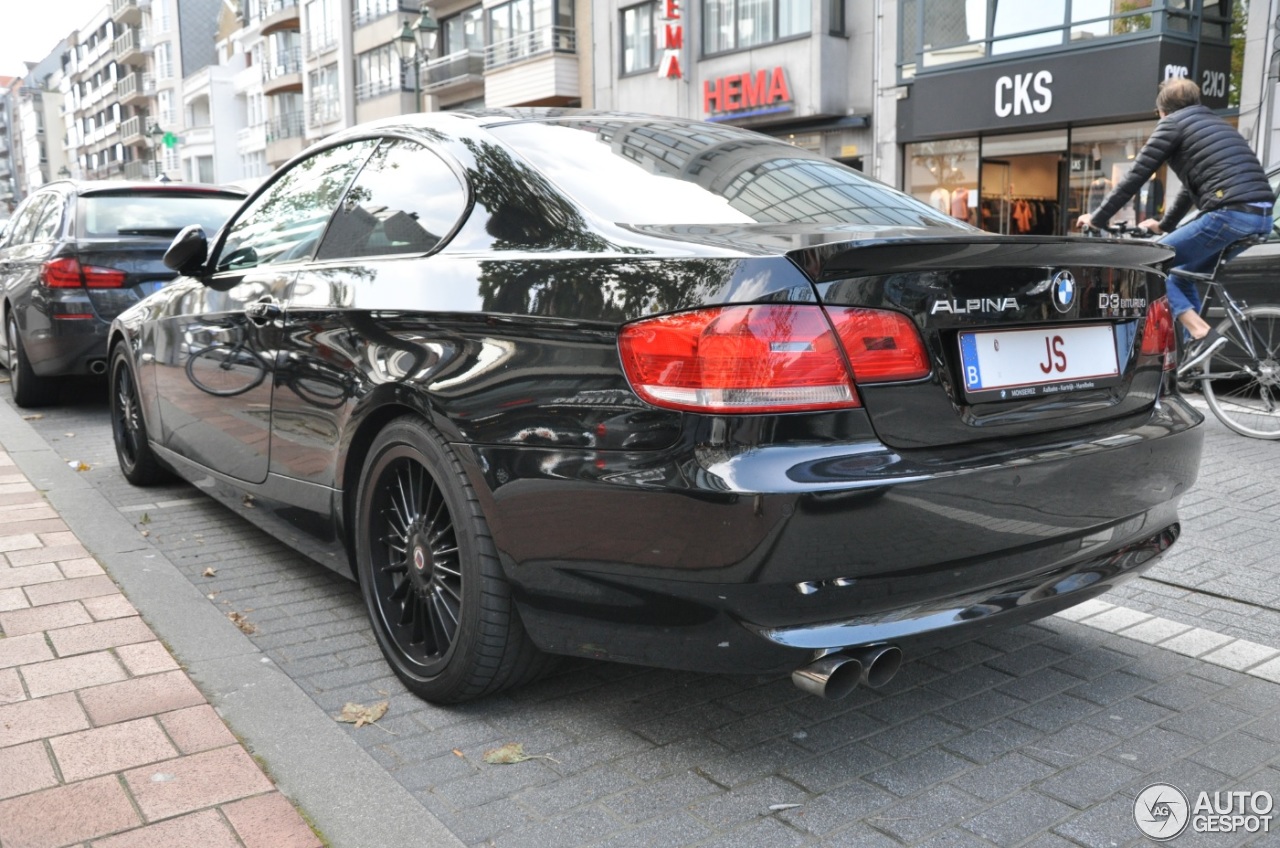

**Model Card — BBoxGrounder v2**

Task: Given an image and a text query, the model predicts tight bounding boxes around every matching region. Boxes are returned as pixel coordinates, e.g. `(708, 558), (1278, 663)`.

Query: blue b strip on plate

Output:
(960, 333), (982, 390)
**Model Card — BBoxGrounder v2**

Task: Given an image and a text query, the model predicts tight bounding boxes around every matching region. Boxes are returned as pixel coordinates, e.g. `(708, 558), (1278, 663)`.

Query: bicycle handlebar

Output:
(1079, 223), (1158, 239)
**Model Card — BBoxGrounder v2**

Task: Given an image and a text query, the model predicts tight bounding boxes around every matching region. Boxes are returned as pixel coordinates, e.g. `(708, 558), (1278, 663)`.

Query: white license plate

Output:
(959, 324), (1120, 400)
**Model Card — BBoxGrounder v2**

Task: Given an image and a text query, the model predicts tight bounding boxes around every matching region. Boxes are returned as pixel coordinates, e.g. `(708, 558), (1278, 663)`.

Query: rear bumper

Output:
(26, 316), (110, 377)
(463, 396), (1203, 674)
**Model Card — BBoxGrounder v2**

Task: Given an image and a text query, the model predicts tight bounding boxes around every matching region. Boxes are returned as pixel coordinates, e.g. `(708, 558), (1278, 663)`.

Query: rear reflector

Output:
(1140, 297), (1176, 371)
(618, 304), (930, 414)
(40, 257), (126, 289)
(52, 313), (96, 320)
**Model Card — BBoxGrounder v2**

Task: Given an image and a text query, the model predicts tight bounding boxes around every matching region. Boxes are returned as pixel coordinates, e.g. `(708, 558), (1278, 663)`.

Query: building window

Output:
(487, 0), (574, 69)
(308, 64), (340, 126)
(621, 2), (657, 74)
(702, 0), (810, 55)
(441, 6), (484, 55)
(306, 0), (338, 53)
(356, 44), (408, 100)
(154, 43), (173, 79)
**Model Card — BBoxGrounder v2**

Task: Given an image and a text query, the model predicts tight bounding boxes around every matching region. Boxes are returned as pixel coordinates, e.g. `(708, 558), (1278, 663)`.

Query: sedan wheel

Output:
(355, 417), (550, 702)
(6, 313), (58, 408)
(110, 344), (171, 485)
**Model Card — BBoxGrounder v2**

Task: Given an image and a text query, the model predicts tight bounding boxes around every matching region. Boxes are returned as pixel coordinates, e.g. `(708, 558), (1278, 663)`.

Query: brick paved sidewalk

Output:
(0, 449), (321, 848)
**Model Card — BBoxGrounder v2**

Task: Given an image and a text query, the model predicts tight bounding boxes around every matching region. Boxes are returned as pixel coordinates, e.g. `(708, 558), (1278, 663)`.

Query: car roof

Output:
(39, 179), (248, 197)
(324, 108), (723, 145)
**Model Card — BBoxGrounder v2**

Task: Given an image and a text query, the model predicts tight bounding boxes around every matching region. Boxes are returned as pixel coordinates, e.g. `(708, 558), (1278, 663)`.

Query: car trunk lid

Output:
(790, 233), (1175, 449)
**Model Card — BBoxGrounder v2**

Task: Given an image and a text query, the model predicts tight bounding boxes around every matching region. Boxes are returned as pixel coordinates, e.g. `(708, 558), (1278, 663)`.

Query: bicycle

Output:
(1082, 224), (1280, 439)
(1171, 233), (1280, 439)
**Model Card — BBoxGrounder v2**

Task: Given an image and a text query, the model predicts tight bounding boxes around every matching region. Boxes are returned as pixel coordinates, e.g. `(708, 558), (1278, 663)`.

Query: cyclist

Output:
(1076, 77), (1274, 370)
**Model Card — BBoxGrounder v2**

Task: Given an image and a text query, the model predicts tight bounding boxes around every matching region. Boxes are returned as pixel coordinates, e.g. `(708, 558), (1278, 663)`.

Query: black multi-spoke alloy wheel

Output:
(355, 416), (550, 702)
(6, 313), (58, 408)
(110, 344), (172, 485)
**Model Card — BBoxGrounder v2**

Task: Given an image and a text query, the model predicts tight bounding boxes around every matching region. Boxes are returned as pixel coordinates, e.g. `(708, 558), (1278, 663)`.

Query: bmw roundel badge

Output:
(1051, 270), (1076, 313)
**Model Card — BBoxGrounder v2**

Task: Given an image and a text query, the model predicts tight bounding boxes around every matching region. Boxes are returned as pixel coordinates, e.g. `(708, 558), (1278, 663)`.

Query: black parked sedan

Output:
(0, 181), (245, 406)
(109, 110), (1201, 703)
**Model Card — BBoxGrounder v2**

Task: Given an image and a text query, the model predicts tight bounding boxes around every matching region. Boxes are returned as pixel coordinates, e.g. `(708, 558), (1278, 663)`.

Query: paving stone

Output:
(864, 748), (971, 797)
(774, 780), (896, 837)
(864, 784), (976, 844)
(124, 745), (274, 821)
(943, 718), (1044, 764)
(1161, 701), (1255, 742)
(79, 670), (206, 726)
(604, 772), (723, 824)
(961, 790), (1078, 845)
(950, 752), (1058, 802)
(1119, 616), (1195, 645)
(0, 740), (59, 801)
(115, 641), (182, 677)
(222, 792), (324, 848)
(779, 742), (892, 793)
(158, 705), (239, 754)
(1038, 757), (1145, 809)
(0, 667), (22, 705)
(689, 815), (809, 848)
(0, 599), (92, 636)
(1202, 639), (1280, 672)
(20, 649), (127, 698)
(23, 575), (118, 607)
(0, 691), (89, 747)
(91, 809), (242, 848)
(0, 631), (54, 669)
(50, 717), (178, 782)
(1104, 725), (1202, 774)
(1161, 627), (1235, 658)
(48, 615), (154, 656)
(694, 737), (811, 789)
(0, 774), (141, 848)
(513, 766), (637, 817)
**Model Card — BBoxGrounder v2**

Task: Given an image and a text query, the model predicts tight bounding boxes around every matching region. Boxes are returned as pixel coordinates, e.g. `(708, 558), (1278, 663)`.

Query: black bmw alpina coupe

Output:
(108, 110), (1199, 703)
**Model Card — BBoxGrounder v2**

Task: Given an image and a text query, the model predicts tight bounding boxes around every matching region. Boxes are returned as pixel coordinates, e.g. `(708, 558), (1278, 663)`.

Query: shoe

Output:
(1178, 329), (1228, 375)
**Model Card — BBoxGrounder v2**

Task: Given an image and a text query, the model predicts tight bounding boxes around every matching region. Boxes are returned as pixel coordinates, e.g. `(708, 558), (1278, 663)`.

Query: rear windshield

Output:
(489, 119), (969, 230)
(77, 192), (243, 239)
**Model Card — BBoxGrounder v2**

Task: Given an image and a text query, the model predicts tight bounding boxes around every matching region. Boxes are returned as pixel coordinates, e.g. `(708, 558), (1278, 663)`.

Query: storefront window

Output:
(1069, 120), (1173, 228)
(904, 138), (980, 227)
(991, 0), (1065, 54)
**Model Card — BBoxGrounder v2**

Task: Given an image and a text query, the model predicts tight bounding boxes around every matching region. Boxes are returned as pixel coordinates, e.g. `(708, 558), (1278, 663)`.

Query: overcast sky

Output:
(2, 0), (113, 81)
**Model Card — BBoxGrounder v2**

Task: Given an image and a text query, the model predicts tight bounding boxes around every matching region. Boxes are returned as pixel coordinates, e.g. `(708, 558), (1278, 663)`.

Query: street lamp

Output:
(395, 2), (439, 113)
(57, 165), (70, 178)
(149, 124), (165, 179)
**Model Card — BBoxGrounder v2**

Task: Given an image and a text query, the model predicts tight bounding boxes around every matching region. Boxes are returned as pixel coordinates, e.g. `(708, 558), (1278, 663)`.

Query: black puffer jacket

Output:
(1092, 104), (1273, 231)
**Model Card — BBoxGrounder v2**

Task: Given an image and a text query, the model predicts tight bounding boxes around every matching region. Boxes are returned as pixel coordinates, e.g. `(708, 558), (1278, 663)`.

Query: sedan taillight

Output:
(1140, 296), (1176, 371)
(617, 304), (929, 414)
(40, 257), (127, 289)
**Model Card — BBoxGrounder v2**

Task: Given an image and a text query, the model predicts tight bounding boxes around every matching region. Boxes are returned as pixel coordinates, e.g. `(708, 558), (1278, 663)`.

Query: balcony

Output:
(111, 0), (142, 25)
(116, 72), (155, 106)
(237, 124), (267, 155)
(124, 159), (154, 180)
(353, 0), (417, 28)
(265, 110), (305, 166)
(483, 27), (579, 108)
(113, 27), (151, 65)
(307, 97), (341, 128)
(423, 48), (485, 94)
(120, 115), (144, 143)
(263, 46), (303, 95)
(484, 26), (575, 71)
(261, 0), (300, 36)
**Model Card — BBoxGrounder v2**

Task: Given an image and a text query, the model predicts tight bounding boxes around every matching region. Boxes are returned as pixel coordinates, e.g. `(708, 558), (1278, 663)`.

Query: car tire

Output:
(6, 313), (59, 408)
(355, 416), (552, 703)
(109, 343), (172, 485)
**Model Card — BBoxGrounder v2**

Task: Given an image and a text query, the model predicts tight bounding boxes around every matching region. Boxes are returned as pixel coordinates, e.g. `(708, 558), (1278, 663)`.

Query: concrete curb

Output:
(0, 399), (465, 848)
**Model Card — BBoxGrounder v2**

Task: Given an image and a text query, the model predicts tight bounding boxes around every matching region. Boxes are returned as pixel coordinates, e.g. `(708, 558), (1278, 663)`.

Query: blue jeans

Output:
(1162, 208), (1274, 320)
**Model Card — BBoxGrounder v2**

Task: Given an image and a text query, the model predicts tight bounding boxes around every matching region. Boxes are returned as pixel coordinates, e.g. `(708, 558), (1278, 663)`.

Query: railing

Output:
(120, 115), (142, 141)
(264, 46), (303, 79)
(353, 0), (417, 28)
(484, 26), (576, 70)
(355, 74), (410, 101)
(308, 28), (337, 55)
(113, 27), (150, 57)
(258, 0), (298, 21)
(307, 97), (341, 127)
(111, 0), (139, 17)
(423, 48), (485, 91)
(265, 110), (304, 141)
(123, 159), (152, 180)
(116, 72), (153, 101)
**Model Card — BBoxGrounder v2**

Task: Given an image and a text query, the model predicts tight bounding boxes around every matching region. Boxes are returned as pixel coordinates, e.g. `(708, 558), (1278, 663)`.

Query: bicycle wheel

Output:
(184, 343), (267, 397)
(1201, 305), (1280, 439)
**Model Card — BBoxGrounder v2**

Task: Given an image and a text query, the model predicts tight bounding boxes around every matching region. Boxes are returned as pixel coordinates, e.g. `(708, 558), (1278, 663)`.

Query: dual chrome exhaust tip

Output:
(791, 645), (903, 700)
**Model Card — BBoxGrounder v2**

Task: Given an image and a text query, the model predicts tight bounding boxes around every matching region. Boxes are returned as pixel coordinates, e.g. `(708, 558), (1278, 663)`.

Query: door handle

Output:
(245, 297), (282, 324)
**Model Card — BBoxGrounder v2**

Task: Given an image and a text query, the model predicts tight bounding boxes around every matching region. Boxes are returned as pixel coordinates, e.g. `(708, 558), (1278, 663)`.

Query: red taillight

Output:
(1140, 296), (1176, 371)
(40, 257), (126, 289)
(617, 304), (930, 414)
(825, 307), (932, 383)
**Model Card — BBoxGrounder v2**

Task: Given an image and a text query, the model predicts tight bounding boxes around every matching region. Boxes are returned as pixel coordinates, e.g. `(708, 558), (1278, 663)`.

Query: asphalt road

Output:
(6, 375), (1280, 848)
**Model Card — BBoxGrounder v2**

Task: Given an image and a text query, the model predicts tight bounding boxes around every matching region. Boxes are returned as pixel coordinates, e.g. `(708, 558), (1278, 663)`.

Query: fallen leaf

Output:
(768, 803), (802, 812)
(336, 701), (389, 729)
(482, 742), (559, 765)
(227, 611), (256, 634)
(139, 512), (151, 525)
(202, 567), (217, 578)
(241, 494), (255, 509)
(21, 413), (42, 420)
(75, 462), (90, 472)
(452, 749), (465, 758)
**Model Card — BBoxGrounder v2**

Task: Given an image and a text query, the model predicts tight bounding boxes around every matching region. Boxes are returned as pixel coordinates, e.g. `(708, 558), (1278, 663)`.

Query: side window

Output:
(316, 139), (467, 261)
(29, 195), (65, 244)
(216, 140), (375, 272)
(3, 195), (51, 248)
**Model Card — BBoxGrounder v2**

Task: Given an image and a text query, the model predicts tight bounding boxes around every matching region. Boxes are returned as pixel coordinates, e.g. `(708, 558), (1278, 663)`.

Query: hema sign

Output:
(898, 40), (1229, 141)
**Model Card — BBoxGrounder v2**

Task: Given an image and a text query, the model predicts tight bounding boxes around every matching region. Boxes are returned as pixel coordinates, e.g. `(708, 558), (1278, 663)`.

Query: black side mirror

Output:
(164, 225), (209, 276)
